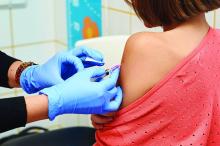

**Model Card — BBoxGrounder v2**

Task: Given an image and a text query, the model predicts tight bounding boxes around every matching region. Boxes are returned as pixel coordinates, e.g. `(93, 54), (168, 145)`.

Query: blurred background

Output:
(0, 0), (219, 137)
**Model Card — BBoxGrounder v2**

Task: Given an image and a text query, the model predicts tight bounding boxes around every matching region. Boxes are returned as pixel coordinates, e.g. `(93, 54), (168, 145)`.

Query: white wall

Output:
(0, 0), (63, 137)
(0, 0), (57, 99)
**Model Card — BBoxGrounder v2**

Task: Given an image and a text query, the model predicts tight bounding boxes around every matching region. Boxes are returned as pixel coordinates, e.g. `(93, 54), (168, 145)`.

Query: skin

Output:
(8, 61), (48, 123)
(91, 13), (210, 129)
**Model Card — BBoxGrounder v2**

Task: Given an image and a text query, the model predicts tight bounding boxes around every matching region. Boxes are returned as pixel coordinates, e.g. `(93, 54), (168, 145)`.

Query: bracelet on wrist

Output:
(15, 62), (35, 85)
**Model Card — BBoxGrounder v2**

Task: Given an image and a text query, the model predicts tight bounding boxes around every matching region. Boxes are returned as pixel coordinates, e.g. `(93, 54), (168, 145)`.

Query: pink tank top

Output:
(94, 28), (220, 146)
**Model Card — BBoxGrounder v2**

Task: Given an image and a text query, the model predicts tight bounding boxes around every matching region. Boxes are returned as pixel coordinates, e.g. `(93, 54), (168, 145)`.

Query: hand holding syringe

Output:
(90, 65), (120, 82)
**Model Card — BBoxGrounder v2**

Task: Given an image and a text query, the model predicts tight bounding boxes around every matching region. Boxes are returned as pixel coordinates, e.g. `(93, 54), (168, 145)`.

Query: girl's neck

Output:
(163, 14), (210, 32)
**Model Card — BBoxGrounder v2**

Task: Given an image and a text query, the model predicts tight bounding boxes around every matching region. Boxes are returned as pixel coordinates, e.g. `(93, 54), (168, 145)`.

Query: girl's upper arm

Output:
(119, 33), (162, 108)
(119, 32), (180, 108)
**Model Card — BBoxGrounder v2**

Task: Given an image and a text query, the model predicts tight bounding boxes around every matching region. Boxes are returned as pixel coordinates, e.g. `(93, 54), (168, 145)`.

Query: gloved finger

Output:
(82, 60), (105, 68)
(100, 112), (116, 117)
(84, 67), (106, 79)
(91, 114), (113, 124)
(104, 87), (123, 112)
(62, 55), (84, 72)
(71, 46), (104, 62)
(100, 67), (120, 90)
(91, 121), (104, 130)
(107, 87), (118, 101)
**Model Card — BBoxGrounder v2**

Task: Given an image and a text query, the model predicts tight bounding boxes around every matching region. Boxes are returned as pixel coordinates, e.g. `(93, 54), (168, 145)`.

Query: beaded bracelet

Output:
(15, 62), (35, 85)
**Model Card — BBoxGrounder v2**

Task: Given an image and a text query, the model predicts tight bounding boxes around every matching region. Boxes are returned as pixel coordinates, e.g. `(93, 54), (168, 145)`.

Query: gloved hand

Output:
(20, 47), (104, 94)
(40, 67), (123, 121)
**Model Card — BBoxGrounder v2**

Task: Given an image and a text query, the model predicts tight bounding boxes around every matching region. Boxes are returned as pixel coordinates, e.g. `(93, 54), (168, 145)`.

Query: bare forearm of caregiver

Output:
(25, 94), (49, 123)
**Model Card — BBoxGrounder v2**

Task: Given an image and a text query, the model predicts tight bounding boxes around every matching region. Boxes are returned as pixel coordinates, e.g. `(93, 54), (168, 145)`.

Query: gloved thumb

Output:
(83, 67), (106, 79)
(71, 46), (104, 62)
(99, 67), (120, 90)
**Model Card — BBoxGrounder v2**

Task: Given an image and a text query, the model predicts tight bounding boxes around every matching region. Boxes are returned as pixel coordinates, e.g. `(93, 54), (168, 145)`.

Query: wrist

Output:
(39, 86), (61, 121)
(8, 61), (22, 88)
(16, 62), (36, 85)
(20, 65), (39, 94)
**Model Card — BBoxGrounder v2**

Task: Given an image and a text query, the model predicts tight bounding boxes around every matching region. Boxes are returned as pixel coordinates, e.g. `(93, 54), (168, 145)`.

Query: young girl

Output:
(92, 0), (220, 145)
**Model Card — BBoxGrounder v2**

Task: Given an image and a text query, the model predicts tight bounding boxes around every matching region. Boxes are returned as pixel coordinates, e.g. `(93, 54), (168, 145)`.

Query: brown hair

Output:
(125, 0), (220, 27)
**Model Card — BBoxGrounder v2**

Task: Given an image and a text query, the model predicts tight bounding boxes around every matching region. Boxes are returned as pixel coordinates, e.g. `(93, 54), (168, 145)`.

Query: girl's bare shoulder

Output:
(120, 32), (178, 108)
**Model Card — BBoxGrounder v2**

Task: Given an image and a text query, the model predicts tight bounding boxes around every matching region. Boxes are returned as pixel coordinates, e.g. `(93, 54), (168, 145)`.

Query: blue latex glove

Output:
(40, 67), (123, 121)
(20, 47), (104, 94)
(72, 46), (105, 68)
